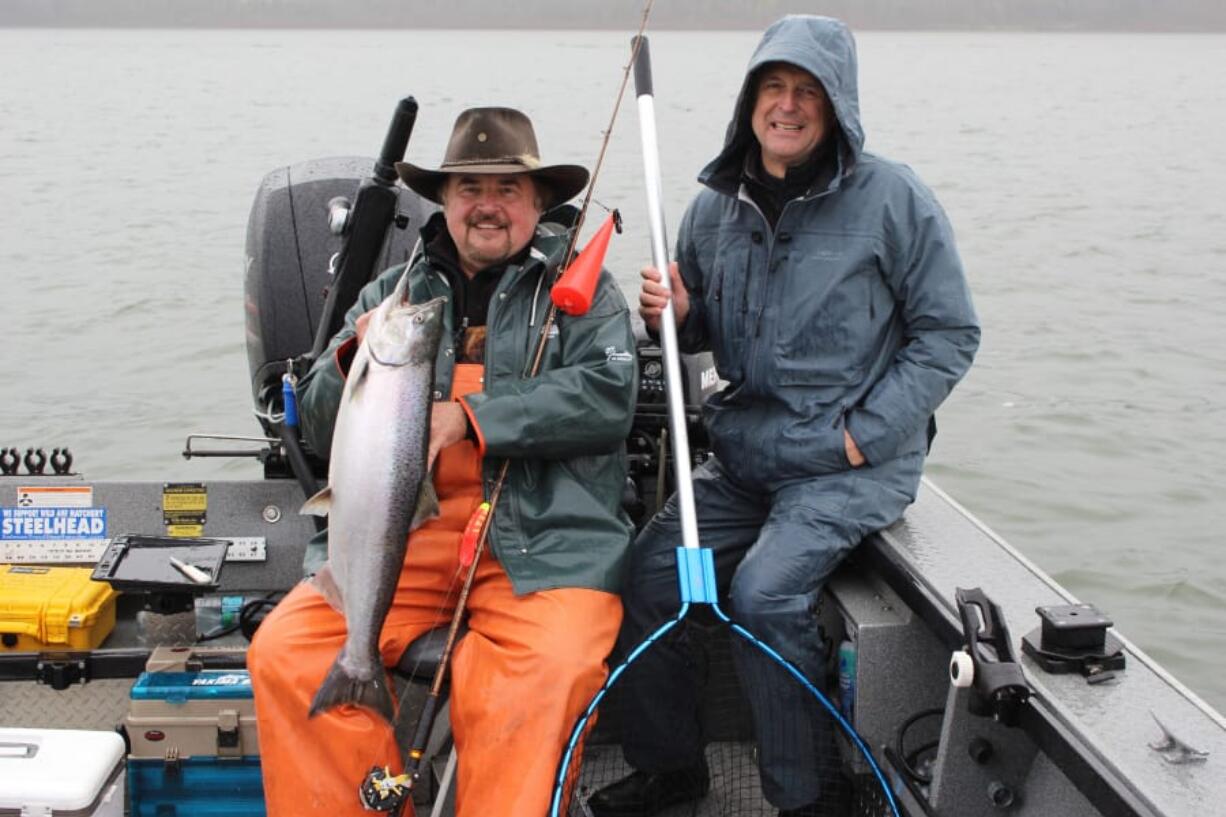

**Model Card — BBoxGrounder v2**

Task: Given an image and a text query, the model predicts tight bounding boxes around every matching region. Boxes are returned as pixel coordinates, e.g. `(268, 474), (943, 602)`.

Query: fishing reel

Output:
(359, 766), (414, 814)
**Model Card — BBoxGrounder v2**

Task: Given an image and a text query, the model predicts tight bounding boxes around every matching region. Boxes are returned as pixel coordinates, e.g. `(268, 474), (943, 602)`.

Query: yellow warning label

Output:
(164, 507), (205, 534)
(162, 483), (207, 513)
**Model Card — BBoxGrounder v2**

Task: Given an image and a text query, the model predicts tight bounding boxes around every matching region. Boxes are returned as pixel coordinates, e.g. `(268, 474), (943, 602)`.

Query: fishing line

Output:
(416, 0), (655, 708)
(360, 4), (657, 808)
(556, 0), (653, 269)
(526, 1), (652, 376)
(391, 561), (471, 682)
(549, 36), (903, 817)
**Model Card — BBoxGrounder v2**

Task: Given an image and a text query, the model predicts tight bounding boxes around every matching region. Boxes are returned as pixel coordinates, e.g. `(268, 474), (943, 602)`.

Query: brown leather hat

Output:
(396, 107), (589, 209)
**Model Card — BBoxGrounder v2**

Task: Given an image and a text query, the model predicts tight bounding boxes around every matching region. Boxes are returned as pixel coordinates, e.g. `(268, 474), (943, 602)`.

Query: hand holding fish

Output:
(355, 307), (470, 469)
(638, 261), (689, 333)
(428, 401), (470, 468)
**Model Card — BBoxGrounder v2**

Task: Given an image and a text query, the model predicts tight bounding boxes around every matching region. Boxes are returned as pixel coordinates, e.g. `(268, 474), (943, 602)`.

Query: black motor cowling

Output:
(243, 155), (436, 426)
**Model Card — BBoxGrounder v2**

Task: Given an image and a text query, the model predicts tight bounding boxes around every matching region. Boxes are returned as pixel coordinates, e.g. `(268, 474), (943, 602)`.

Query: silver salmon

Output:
(302, 275), (445, 724)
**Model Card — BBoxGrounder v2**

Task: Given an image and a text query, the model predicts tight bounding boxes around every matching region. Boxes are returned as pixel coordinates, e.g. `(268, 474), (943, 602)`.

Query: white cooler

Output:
(0, 729), (125, 817)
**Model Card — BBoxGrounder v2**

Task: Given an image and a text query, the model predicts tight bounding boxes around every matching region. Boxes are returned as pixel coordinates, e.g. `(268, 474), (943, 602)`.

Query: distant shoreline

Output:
(3, 24), (1225, 33)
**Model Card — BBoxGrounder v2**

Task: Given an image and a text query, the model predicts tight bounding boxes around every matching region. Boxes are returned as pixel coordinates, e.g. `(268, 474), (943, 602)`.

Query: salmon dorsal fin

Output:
(300, 485), (333, 517)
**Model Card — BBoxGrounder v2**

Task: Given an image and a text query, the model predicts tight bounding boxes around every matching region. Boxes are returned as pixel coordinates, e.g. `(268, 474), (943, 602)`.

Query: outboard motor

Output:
(241, 96), (432, 499)
(244, 156), (436, 429)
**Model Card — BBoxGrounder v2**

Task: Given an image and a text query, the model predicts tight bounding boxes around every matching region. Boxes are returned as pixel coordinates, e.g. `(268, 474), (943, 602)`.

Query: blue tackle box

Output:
(125, 657), (264, 817)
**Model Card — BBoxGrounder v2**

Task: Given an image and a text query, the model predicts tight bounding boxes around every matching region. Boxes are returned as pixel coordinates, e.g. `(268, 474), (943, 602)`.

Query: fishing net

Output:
(553, 608), (898, 817)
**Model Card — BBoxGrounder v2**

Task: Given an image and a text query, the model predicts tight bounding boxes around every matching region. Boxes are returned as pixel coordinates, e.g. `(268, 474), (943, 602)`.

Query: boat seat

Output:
(393, 623), (465, 683)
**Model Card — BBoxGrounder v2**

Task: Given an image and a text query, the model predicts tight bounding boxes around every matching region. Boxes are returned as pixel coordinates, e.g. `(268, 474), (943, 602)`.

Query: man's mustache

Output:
(467, 211), (509, 228)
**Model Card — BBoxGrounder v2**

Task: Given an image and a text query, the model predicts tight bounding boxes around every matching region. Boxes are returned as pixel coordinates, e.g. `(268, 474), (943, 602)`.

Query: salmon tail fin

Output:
(308, 653), (397, 726)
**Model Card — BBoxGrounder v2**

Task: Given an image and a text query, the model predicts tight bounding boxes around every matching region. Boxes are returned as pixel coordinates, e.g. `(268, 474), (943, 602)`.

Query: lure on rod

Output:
(548, 35), (904, 817)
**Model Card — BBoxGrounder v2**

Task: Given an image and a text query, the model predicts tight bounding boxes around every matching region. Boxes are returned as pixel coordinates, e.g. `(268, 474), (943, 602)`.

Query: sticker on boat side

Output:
(0, 506), (108, 543)
(0, 486), (108, 561)
(163, 482), (207, 537)
(162, 483), (207, 513)
(15, 485), (93, 508)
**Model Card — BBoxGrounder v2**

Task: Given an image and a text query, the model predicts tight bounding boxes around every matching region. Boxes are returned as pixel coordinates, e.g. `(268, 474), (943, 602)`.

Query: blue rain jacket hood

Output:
(672, 14), (980, 494)
(701, 15), (864, 194)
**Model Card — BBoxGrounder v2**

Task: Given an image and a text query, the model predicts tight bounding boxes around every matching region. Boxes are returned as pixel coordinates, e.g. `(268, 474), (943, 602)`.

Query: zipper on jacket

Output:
(719, 159), (843, 391)
(736, 186), (773, 391)
(742, 244), (753, 324)
(833, 402), (848, 428)
(752, 193), (813, 339)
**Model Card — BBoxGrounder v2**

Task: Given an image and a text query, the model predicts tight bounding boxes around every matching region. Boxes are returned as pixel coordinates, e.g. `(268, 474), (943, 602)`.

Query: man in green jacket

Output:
(248, 107), (638, 817)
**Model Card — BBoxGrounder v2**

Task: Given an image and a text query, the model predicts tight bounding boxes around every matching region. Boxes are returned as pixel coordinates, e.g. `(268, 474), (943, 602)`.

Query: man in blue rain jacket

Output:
(590, 15), (980, 817)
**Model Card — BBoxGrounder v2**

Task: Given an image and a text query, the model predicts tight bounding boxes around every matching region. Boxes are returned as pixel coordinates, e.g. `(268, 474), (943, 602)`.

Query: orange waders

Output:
(248, 363), (623, 816)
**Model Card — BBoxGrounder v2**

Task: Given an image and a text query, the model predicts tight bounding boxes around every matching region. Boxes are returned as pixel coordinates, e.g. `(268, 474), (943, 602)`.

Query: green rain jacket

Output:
(297, 214), (639, 595)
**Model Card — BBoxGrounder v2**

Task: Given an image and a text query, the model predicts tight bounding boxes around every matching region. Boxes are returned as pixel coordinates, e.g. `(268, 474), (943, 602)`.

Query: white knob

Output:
(950, 650), (975, 688)
(327, 197), (352, 236)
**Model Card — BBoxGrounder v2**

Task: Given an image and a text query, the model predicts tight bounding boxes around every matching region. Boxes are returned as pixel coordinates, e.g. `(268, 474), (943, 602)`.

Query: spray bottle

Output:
(838, 635), (857, 724)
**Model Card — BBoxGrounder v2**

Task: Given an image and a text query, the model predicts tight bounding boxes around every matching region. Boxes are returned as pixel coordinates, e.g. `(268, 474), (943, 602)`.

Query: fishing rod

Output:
(278, 97), (420, 523)
(548, 35), (903, 817)
(359, 5), (656, 811)
(310, 96), (419, 360)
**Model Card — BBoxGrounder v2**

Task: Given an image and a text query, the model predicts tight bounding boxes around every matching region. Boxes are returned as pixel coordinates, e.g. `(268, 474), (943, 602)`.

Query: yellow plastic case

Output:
(0, 565), (118, 651)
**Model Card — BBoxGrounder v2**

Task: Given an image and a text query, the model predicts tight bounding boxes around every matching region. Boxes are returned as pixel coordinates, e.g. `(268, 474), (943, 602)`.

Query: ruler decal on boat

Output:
(0, 536), (267, 564)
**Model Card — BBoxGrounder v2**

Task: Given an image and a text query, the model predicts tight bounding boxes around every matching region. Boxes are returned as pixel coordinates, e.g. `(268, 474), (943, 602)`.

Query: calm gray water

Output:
(2, 29), (1224, 710)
